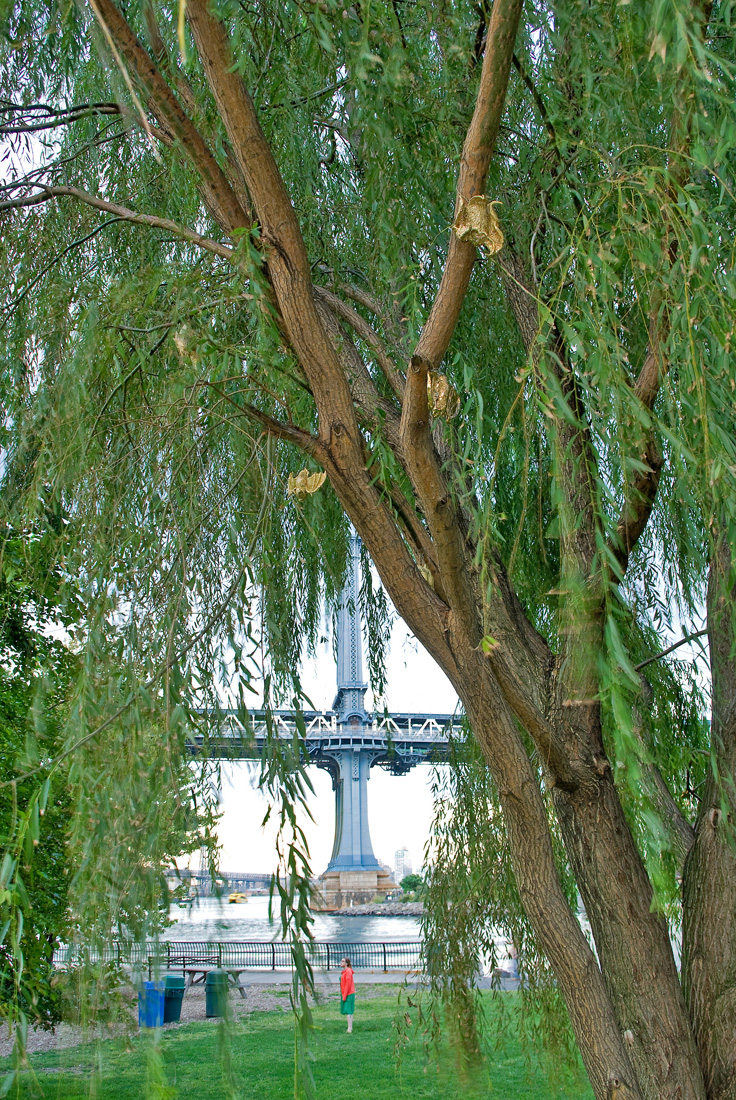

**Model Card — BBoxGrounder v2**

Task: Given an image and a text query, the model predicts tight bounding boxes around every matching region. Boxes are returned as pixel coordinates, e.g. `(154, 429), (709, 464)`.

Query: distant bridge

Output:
(166, 869), (272, 897)
(190, 535), (458, 898)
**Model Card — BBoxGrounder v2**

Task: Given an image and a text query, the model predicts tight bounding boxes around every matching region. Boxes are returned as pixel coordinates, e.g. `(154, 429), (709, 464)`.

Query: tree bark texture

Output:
(683, 525), (736, 1100)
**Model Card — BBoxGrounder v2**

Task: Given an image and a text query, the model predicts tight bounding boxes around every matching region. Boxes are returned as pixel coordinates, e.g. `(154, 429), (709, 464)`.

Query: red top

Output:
(340, 967), (355, 999)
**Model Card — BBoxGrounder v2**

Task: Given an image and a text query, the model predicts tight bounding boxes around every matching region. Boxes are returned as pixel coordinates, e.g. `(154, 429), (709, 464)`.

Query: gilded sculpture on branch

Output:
(286, 468), (327, 500)
(452, 196), (504, 255)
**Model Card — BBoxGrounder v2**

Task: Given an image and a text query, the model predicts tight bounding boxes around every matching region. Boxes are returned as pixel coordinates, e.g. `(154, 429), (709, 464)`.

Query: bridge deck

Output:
(191, 710), (459, 767)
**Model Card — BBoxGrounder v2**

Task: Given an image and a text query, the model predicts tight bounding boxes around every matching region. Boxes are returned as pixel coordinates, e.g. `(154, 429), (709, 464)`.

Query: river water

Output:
(163, 896), (422, 943)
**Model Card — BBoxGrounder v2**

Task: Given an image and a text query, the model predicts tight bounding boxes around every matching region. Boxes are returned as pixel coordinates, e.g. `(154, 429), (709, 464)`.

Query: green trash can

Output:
(163, 973), (186, 1023)
(205, 969), (229, 1018)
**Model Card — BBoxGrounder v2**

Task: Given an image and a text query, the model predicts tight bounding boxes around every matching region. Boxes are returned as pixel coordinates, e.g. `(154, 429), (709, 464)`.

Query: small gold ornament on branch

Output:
(427, 371), (461, 420)
(286, 468), (327, 500)
(452, 196), (504, 254)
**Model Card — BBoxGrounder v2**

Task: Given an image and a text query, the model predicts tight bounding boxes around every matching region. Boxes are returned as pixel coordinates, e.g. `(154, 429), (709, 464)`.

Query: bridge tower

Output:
(317, 536), (395, 906)
(205, 536), (456, 907)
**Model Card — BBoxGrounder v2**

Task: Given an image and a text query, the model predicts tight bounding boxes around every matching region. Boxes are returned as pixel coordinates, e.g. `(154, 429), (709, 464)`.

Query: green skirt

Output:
(340, 993), (355, 1015)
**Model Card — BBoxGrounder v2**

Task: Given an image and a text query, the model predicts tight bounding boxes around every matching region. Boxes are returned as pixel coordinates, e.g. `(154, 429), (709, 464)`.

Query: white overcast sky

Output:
(209, 616), (458, 878)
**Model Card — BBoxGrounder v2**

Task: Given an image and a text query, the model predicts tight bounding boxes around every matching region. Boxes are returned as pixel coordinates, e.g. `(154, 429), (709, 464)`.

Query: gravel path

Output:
(0, 983), (395, 1058)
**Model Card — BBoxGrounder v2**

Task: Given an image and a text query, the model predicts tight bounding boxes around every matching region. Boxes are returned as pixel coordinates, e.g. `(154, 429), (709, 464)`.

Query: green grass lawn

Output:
(2, 992), (594, 1099)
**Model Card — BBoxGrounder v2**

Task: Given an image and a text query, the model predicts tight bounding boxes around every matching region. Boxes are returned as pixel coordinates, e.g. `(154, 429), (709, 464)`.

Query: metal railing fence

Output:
(53, 940), (422, 973)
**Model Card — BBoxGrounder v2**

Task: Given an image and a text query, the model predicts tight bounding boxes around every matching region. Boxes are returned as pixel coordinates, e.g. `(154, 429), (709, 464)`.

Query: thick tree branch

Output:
(311, 292), (403, 451)
(0, 185), (234, 261)
(413, 0), (524, 371)
(139, 1), (254, 221)
(313, 285), (404, 402)
(335, 282), (408, 350)
(385, 488), (446, 600)
(400, 355), (479, 633)
(512, 53), (558, 149)
(463, 668), (642, 1100)
(500, 247), (600, 589)
(91, 0), (250, 236)
(185, 0), (459, 683)
(498, 248), (540, 352)
(611, 439), (664, 576)
(609, 3), (713, 576)
(649, 762), (696, 865)
(240, 405), (322, 456)
(632, 677), (696, 868)
(683, 514), (736, 1099)
(397, 0), (523, 634)
(186, 0), (354, 427)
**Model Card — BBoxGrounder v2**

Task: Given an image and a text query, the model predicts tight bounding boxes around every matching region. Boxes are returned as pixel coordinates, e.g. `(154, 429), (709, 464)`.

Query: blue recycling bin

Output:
(138, 981), (165, 1028)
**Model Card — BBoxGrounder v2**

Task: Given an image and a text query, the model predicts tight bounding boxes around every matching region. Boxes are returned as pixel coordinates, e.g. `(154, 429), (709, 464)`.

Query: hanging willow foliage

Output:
(1, 0), (735, 1098)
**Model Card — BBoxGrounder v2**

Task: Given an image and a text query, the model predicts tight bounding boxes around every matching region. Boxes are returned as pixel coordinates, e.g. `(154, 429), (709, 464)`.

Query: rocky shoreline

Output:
(324, 902), (424, 917)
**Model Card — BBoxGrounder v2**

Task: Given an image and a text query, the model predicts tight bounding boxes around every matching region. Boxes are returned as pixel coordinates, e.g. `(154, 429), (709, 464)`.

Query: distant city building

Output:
(395, 846), (413, 881)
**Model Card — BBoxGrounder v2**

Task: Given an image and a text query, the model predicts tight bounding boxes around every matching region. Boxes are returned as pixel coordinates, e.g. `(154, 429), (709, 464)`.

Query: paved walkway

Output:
(234, 968), (520, 991)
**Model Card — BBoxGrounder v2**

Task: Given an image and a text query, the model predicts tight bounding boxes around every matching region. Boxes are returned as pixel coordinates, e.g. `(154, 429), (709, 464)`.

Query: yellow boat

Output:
(228, 891), (248, 904)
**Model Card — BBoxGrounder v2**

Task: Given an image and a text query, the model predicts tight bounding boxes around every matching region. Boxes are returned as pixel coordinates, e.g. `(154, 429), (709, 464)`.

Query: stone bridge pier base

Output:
(316, 747), (395, 909)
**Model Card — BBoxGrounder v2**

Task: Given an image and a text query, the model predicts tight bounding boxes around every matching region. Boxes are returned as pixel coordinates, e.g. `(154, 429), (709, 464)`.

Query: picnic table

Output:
(183, 966), (250, 998)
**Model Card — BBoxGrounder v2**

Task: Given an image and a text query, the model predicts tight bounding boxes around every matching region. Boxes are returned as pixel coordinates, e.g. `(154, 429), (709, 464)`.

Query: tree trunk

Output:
(456, 652), (644, 1100)
(683, 525), (736, 1100)
(552, 759), (705, 1100)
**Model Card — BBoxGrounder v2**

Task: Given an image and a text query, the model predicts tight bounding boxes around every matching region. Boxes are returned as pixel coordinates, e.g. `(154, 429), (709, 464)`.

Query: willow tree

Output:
(1, 0), (735, 1097)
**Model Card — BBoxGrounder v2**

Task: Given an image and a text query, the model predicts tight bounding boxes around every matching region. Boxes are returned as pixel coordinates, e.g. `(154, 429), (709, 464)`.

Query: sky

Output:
(210, 616), (459, 879)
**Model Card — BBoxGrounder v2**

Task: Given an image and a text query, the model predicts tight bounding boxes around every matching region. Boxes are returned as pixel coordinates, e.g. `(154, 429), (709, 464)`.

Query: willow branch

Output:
(512, 53), (558, 149)
(186, 0), (459, 682)
(3, 217), (122, 318)
(400, 354), (479, 633)
(609, 2), (714, 577)
(498, 248), (540, 353)
(412, 0), (524, 371)
(313, 285), (404, 402)
(186, 0), (353, 424)
(610, 439), (664, 576)
(0, 185), (234, 261)
(238, 405), (322, 457)
(139, 2), (253, 220)
(635, 630), (709, 671)
(633, 677), (696, 867)
(335, 282), (407, 348)
(648, 762), (696, 866)
(311, 293), (403, 452)
(396, 0), (522, 633)
(387, 488), (447, 603)
(0, 101), (121, 135)
(91, 0), (249, 236)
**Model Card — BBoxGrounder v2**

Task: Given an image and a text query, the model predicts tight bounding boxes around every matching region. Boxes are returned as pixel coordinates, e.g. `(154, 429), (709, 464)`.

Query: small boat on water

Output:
(228, 891), (248, 904)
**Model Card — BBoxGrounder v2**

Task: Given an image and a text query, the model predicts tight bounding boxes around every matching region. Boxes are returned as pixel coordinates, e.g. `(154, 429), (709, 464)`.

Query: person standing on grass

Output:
(339, 956), (355, 1033)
